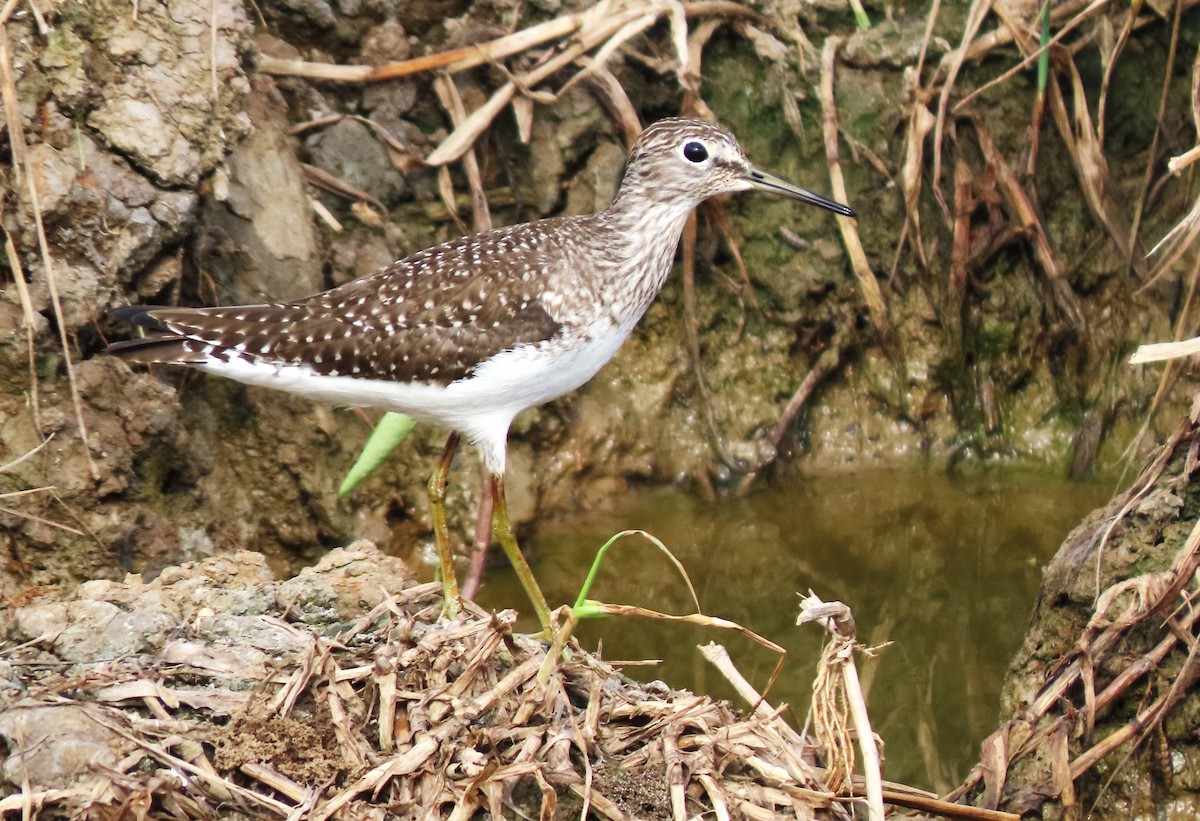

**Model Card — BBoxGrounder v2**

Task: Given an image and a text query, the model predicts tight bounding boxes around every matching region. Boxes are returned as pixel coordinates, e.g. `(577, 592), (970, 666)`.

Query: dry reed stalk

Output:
(969, 120), (1086, 329)
(418, 0), (759, 168)
(769, 343), (843, 454)
(868, 784), (1020, 821)
(797, 595), (884, 821)
(425, 2), (664, 166)
(948, 154), (973, 309)
(1069, 643), (1200, 778)
(1045, 55), (1145, 278)
(950, 0), (1111, 115)
(259, 12), (589, 83)
(0, 28), (97, 481)
(0, 467), (75, 536)
(928, 0), (993, 218)
(0, 0), (21, 26)
(2, 208), (40, 430)
(1131, 335), (1200, 364)
(0, 438), (51, 474)
(299, 162), (387, 216)
(1167, 144), (1200, 175)
(818, 38), (890, 342)
(1023, 500), (1200, 730)
(579, 58), (642, 145)
(896, 100), (935, 272)
(87, 709), (285, 813)
(1137, 16), (1195, 291)
(433, 73), (492, 233)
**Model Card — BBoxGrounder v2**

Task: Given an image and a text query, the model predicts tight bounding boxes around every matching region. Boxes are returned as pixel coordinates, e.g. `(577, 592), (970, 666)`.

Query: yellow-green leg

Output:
(428, 432), (462, 618)
(489, 474), (553, 632)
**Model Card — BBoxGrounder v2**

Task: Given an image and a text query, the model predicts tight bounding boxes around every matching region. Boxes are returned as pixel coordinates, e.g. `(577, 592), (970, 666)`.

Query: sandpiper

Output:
(107, 117), (855, 631)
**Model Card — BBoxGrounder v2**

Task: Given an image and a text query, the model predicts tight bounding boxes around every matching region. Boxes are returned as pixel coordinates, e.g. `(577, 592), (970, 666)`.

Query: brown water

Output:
(475, 469), (1112, 792)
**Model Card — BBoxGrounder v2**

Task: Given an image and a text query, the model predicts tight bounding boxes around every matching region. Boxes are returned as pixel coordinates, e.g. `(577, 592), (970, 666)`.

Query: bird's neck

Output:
(609, 175), (699, 220)
(584, 193), (698, 321)
(605, 181), (699, 257)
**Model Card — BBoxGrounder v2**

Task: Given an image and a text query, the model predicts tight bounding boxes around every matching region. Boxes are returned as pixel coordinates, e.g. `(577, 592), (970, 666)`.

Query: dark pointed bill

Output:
(745, 165), (856, 218)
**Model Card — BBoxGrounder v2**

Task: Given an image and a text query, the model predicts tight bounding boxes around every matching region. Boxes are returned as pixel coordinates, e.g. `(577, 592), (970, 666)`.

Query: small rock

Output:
(0, 705), (133, 790)
(306, 117), (406, 205)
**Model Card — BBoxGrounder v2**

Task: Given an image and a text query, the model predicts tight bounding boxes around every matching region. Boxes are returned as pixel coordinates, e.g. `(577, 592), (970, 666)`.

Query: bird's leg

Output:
(489, 473), (553, 632)
(460, 472), (493, 600)
(428, 432), (462, 618)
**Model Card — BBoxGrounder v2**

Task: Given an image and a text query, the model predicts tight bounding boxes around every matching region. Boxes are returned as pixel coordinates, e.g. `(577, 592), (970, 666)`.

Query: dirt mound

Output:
(0, 543), (846, 818)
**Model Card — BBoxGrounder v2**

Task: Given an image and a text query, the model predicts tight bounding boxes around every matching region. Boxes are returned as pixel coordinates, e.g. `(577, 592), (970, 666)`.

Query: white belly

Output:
(195, 320), (635, 473)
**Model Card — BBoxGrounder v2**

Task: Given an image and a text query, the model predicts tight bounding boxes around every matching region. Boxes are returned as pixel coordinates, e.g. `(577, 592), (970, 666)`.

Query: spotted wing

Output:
(108, 221), (572, 386)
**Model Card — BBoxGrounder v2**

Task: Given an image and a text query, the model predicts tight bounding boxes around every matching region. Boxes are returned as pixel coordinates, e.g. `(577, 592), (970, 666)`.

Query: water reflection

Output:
(475, 469), (1111, 791)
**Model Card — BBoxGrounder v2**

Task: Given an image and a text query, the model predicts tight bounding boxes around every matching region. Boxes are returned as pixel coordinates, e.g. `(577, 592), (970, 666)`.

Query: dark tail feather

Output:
(107, 305), (202, 364)
(105, 335), (203, 365)
(108, 305), (171, 332)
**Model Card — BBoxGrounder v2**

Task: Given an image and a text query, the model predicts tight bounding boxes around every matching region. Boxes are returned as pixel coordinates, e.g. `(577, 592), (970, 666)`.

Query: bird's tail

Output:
(105, 305), (204, 365)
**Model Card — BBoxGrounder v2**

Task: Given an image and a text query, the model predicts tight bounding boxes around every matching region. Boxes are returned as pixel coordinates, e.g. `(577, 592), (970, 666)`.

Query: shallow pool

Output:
(474, 468), (1112, 792)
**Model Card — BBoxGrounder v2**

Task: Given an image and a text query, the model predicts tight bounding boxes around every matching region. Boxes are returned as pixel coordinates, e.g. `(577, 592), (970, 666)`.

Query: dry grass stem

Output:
(797, 594), (885, 821)
(871, 786), (1020, 821)
(433, 74), (492, 233)
(1144, 192), (1200, 284)
(1047, 55), (1145, 278)
(425, 2), (661, 166)
(897, 100), (935, 271)
(1167, 144), (1200, 175)
(950, 0), (1111, 115)
(257, 0), (764, 167)
(2, 204), (40, 429)
(819, 38), (890, 341)
(929, 0), (992, 217)
(299, 162), (388, 216)
(1130, 336), (1200, 364)
(259, 13), (588, 83)
(579, 59), (643, 144)
(0, 0), (21, 26)
(1, 28), (97, 481)
(969, 120), (1090, 330)
(0, 438), (51, 474)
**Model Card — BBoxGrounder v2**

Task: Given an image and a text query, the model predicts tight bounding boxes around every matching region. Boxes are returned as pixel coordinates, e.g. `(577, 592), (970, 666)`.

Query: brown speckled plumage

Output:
(111, 222), (574, 386)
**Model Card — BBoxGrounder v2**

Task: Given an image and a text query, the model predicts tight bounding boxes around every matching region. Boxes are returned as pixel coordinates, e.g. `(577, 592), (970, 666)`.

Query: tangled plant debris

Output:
(0, 543), (865, 819)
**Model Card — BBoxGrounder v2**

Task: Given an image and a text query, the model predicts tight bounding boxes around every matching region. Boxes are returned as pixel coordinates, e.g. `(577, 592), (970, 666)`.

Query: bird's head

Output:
(615, 117), (855, 219)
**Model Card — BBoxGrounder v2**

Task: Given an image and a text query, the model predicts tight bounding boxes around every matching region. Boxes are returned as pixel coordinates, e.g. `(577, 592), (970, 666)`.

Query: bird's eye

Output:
(682, 142), (708, 163)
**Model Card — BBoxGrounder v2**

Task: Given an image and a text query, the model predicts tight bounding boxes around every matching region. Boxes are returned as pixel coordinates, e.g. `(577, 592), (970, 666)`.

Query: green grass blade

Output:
(848, 0), (870, 30)
(572, 529), (700, 616)
(572, 599), (608, 620)
(338, 412), (417, 497)
(573, 531), (627, 611)
(1037, 0), (1051, 97)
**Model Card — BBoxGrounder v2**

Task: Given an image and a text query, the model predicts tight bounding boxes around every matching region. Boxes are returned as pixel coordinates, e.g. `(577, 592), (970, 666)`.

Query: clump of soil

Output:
(209, 708), (348, 786)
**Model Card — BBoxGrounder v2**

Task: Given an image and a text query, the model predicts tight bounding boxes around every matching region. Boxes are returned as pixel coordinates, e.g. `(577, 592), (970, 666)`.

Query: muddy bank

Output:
(945, 402), (1200, 818)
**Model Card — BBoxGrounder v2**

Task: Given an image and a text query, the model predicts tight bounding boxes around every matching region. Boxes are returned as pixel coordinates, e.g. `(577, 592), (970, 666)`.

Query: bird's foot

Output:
(438, 594), (463, 621)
